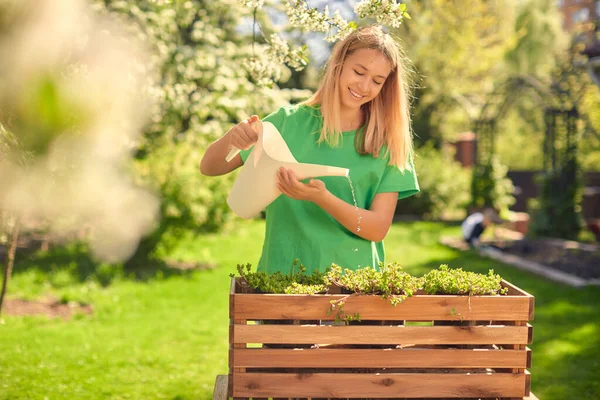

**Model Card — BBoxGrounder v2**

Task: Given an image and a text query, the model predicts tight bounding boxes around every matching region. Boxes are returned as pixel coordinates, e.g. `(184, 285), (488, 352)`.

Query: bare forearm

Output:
(314, 192), (391, 242)
(200, 117), (260, 176)
(200, 134), (240, 176)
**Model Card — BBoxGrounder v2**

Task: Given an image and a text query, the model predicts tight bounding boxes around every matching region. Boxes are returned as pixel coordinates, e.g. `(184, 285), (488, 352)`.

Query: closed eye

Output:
(354, 70), (383, 85)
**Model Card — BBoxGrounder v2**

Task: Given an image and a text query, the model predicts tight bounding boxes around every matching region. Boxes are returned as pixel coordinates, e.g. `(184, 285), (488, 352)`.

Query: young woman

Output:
(200, 25), (419, 275)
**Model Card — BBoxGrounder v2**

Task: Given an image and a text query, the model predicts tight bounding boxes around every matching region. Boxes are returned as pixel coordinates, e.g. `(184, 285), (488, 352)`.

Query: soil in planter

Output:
(498, 239), (600, 279)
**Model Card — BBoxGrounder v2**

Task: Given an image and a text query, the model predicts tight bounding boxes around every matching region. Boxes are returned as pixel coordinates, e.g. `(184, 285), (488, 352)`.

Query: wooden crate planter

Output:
(228, 277), (535, 399)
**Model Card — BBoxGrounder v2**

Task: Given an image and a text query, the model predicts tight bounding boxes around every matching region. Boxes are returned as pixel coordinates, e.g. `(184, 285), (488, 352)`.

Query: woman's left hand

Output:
(276, 167), (328, 203)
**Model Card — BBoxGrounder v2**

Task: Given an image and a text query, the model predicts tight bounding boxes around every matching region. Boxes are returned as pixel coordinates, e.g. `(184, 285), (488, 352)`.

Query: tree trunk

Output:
(0, 216), (21, 316)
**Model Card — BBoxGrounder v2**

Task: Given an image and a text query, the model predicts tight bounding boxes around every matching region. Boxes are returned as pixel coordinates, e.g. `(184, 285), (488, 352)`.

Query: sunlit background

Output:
(0, 0), (599, 399)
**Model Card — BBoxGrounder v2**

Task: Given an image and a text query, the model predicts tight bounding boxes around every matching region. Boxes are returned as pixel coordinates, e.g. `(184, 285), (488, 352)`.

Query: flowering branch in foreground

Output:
(239, 0), (410, 88)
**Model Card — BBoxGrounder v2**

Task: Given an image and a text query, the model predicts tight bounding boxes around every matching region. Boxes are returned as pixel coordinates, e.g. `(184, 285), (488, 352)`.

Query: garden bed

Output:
(492, 238), (600, 280)
(228, 277), (535, 399)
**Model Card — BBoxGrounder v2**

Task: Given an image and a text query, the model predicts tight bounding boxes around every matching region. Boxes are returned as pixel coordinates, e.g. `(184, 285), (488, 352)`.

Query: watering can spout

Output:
(287, 162), (349, 181)
(226, 120), (350, 219)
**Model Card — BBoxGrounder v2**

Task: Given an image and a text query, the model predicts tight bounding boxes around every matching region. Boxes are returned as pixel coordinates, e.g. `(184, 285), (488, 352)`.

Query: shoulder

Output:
(466, 213), (484, 224)
(263, 104), (322, 133)
(266, 103), (318, 118)
(263, 104), (315, 124)
(377, 147), (416, 175)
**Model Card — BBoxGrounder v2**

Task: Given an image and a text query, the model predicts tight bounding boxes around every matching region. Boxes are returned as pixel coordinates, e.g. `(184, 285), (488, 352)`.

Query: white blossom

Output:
(247, 57), (282, 88)
(284, 0), (357, 42)
(238, 0), (412, 87)
(238, 0), (265, 7)
(266, 33), (290, 64)
(354, 0), (410, 29)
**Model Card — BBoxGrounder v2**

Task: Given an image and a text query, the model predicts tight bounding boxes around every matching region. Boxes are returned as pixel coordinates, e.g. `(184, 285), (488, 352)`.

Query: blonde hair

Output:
(300, 25), (415, 170)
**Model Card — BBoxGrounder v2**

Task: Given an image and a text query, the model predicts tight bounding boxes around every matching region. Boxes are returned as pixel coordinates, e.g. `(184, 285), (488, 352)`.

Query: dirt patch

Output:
(164, 259), (216, 270)
(498, 239), (600, 280)
(2, 297), (93, 320)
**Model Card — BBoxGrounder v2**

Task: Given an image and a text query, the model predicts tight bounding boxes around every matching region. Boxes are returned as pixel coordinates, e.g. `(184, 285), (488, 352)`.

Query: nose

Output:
(358, 77), (369, 94)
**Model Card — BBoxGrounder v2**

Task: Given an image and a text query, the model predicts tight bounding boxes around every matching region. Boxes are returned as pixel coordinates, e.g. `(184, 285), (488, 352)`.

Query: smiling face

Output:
(338, 48), (393, 113)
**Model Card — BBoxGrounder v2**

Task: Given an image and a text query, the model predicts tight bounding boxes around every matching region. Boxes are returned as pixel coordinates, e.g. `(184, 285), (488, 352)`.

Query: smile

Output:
(348, 88), (365, 100)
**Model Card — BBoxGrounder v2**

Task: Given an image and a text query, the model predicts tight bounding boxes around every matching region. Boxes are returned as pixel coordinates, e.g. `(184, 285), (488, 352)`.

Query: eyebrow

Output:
(355, 63), (389, 79)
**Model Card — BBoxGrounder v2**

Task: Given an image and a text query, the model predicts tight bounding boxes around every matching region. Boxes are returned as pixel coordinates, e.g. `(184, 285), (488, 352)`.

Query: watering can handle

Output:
(225, 119), (261, 163)
(225, 148), (240, 163)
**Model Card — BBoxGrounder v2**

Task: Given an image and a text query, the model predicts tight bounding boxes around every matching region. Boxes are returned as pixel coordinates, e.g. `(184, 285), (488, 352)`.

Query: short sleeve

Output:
(376, 156), (420, 200)
(240, 106), (288, 163)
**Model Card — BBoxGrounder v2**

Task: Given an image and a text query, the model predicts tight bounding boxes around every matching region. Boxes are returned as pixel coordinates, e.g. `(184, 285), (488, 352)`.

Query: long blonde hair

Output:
(300, 25), (415, 170)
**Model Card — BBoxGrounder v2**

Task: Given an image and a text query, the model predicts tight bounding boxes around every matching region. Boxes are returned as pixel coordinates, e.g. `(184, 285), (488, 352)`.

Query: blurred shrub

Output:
(400, 143), (471, 220)
(529, 153), (583, 240)
(470, 156), (515, 214)
(93, 0), (312, 261)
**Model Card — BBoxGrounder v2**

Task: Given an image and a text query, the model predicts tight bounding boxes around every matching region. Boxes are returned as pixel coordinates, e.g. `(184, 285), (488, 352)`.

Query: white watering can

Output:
(226, 120), (349, 219)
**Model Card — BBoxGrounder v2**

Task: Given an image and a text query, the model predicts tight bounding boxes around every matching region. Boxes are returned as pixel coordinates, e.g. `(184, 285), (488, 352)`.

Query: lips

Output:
(348, 88), (365, 100)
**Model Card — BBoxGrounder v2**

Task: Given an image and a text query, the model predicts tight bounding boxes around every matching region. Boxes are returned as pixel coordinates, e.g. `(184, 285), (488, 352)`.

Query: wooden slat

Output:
(233, 318), (246, 400)
(228, 280), (235, 399)
(229, 278), (236, 319)
(501, 280), (532, 297)
(212, 375), (228, 400)
(501, 280), (535, 320)
(515, 321), (529, 395)
(230, 279), (247, 400)
(233, 348), (530, 368)
(233, 324), (532, 345)
(232, 371), (529, 398)
(233, 293), (532, 321)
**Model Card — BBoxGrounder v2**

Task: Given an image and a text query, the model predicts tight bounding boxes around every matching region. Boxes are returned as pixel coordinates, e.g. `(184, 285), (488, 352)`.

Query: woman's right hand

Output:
(226, 115), (261, 151)
(200, 115), (262, 176)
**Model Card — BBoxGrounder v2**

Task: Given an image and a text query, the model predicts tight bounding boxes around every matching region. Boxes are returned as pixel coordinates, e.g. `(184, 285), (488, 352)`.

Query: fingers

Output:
(276, 180), (294, 198)
(279, 168), (299, 189)
(277, 168), (311, 200)
(229, 129), (251, 150)
(229, 116), (260, 150)
(276, 168), (293, 197)
(242, 122), (259, 142)
(276, 167), (290, 190)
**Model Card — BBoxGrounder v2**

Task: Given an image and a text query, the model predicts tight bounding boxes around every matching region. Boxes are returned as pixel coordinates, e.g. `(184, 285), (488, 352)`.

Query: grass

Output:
(1, 219), (599, 399)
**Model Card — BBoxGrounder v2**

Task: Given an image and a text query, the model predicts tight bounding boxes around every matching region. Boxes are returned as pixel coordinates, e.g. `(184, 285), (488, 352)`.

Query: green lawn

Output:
(1, 219), (599, 399)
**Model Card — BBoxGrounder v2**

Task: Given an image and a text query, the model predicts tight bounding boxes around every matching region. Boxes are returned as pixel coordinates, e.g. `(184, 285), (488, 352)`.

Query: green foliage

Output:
(233, 261), (507, 298)
(495, 105), (545, 170)
(131, 136), (237, 262)
(92, 0), (310, 260)
(529, 157), (583, 240)
(579, 84), (600, 171)
(421, 265), (508, 296)
(2, 220), (599, 399)
(504, 0), (566, 78)
(324, 263), (421, 306)
(231, 261), (509, 322)
(470, 156), (515, 213)
(232, 259), (327, 295)
(7, 75), (89, 157)
(402, 143), (471, 219)
(397, 0), (517, 143)
(526, 42), (590, 240)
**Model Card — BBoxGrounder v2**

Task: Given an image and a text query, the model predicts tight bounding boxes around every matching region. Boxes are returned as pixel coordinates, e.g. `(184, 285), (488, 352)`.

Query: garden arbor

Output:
(471, 75), (588, 240)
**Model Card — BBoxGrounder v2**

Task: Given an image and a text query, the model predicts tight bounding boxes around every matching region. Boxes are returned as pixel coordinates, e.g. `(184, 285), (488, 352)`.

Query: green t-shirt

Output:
(240, 104), (419, 274)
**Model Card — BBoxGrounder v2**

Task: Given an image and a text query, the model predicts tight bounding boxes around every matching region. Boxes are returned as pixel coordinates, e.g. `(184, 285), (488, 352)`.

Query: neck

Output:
(339, 107), (364, 131)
